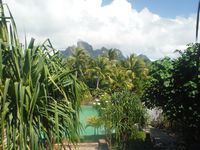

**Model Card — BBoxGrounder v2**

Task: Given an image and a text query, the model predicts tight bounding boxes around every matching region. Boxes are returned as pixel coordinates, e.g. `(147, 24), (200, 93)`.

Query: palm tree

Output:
(107, 49), (118, 61)
(110, 67), (134, 91)
(67, 48), (90, 78)
(120, 54), (149, 94)
(86, 56), (111, 89)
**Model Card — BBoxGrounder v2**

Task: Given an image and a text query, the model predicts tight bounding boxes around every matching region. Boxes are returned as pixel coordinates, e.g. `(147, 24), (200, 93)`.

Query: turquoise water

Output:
(80, 105), (105, 135)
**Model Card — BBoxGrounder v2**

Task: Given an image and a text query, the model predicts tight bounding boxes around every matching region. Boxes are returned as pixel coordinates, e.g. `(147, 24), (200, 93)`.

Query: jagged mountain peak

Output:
(61, 41), (125, 59)
(60, 41), (151, 63)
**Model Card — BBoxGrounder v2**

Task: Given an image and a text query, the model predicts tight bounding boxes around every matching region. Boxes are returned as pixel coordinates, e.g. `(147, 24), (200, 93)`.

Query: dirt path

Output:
(149, 127), (177, 149)
(56, 127), (177, 150)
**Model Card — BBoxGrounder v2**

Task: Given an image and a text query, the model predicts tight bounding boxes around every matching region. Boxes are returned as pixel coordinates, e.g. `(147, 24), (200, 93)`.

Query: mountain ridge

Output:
(60, 41), (151, 63)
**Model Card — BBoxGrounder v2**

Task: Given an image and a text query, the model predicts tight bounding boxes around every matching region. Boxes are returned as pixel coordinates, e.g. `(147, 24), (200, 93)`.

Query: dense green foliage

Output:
(1, 0), (200, 149)
(142, 43), (200, 141)
(66, 48), (149, 94)
(65, 45), (150, 149)
(95, 91), (148, 150)
(142, 57), (173, 108)
(0, 3), (83, 149)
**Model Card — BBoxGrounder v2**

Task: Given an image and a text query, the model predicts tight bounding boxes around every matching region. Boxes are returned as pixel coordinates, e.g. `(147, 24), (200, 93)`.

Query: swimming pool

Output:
(79, 105), (105, 135)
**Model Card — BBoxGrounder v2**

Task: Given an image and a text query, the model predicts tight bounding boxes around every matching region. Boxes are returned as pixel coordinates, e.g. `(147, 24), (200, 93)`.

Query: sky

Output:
(103, 0), (199, 18)
(5, 0), (199, 60)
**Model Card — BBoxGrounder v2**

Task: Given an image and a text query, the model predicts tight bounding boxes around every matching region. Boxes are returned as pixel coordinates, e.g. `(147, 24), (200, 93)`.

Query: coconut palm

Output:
(107, 49), (118, 61)
(87, 56), (111, 89)
(67, 48), (90, 78)
(109, 67), (134, 91)
(121, 54), (149, 92)
(120, 54), (137, 71)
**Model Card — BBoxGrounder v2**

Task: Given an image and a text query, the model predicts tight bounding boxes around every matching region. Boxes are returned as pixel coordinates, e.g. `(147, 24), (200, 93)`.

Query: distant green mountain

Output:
(60, 41), (151, 63)
(137, 54), (151, 64)
(60, 41), (125, 59)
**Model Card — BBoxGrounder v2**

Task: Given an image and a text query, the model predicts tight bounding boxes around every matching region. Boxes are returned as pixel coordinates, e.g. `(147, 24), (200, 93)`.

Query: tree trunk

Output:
(0, 0), (3, 17)
(96, 77), (100, 89)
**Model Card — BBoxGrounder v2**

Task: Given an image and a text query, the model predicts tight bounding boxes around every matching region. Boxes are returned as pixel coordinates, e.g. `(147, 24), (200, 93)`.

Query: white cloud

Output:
(6, 0), (196, 59)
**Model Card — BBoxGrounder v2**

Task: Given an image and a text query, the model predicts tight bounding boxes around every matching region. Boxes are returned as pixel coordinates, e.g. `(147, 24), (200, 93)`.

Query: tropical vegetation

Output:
(1, 0), (200, 150)
(142, 43), (200, 143)
(65, 47), (150, 149)
(94, 91), (148, 150)
(0, 2), (84, 149)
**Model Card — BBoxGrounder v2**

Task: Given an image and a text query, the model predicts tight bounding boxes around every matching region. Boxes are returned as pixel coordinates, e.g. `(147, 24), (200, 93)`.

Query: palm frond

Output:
(0, 2), (83, 149)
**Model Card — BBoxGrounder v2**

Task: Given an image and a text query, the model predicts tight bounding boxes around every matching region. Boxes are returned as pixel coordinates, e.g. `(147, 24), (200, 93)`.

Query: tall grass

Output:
(0, 1), (82, 149)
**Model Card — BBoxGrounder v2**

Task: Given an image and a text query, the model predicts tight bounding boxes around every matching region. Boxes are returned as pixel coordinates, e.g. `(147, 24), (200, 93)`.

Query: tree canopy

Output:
(142, 43), (200, 141)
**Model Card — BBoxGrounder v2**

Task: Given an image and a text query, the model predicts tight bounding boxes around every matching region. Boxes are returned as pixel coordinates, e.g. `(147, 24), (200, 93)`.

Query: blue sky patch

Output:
(102, 0), (199, 18)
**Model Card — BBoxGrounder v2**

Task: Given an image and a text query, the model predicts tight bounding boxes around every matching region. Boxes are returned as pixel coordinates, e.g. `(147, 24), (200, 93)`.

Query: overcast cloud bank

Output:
(7, 0), (196, 60)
